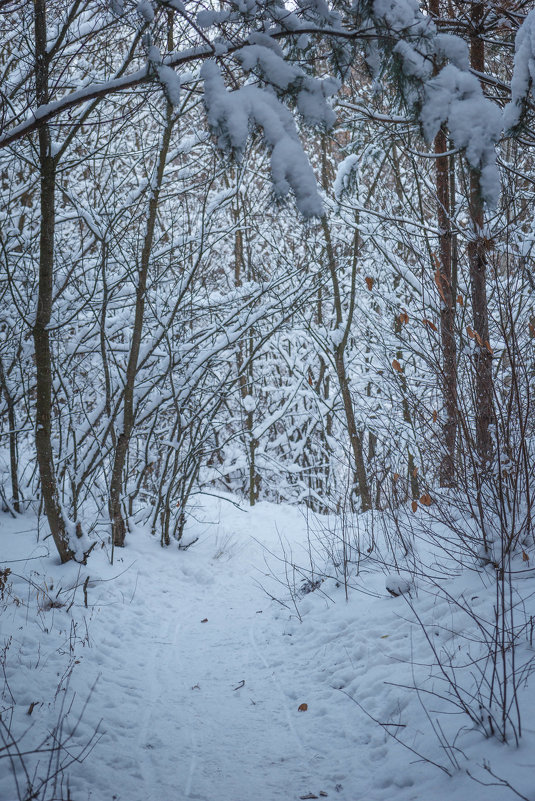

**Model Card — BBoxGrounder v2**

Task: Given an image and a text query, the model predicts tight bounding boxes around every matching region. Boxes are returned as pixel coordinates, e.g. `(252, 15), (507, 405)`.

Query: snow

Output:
(136, 0), (154, 23)
(504, 7), (535, 131)
(242, 394), (256, 412)
(236, 44), (338, 128)
(2, 499), (535, 801)
(334, 154), (359, 200)
(385, 574), (412, 596)
(434, 34), (469, 71)
(420, 65), (502, 205)
(201, 61), (325, 218)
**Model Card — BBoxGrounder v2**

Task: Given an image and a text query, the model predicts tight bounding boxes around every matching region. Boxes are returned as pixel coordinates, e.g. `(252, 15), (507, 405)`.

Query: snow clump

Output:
(201, 60), (324, 218)
(504, 7), (535, 131)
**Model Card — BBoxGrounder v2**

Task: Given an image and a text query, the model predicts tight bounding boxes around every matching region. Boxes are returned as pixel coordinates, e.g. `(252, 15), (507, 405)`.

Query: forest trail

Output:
(4, 501), (531, 801)
(81, 503), (356, 801)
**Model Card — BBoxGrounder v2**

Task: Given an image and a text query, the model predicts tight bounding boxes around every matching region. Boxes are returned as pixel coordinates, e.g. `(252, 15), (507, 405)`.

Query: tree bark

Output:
(321, 216), (371, 511)
(33, 0), (74, 563)
(469, 2), (494, 466)
(429, 0), (458, 487)
(0, 356), (20, 513)
(108, 104), (175, 547)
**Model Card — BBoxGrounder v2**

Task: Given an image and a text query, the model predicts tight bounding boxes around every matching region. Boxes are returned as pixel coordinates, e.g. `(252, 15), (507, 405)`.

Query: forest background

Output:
(2, 0), (534, 562)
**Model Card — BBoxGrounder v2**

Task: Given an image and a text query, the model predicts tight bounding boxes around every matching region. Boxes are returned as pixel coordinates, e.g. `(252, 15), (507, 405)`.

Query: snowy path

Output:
(86, 532), (337, 801)
(3, 501), (533, 801)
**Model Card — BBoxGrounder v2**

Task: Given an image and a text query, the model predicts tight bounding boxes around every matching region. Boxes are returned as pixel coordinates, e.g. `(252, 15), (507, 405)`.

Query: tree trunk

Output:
(0, 356), (20, 513)
(469, 2), (494, 466)
(232, 194), (259, 506)
(434, 128), (458, 486)
(33, 0), (74, 563)
(108, 104), (175, 547)
(321, 216), (371, 511)
(429, 0), (458, 486)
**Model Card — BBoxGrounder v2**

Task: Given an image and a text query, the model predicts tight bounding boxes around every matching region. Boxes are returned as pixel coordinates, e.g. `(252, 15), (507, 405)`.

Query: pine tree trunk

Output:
(469, 2), (494, 466)
(429, 0), (458, 486)
(435, 129), (458, 486)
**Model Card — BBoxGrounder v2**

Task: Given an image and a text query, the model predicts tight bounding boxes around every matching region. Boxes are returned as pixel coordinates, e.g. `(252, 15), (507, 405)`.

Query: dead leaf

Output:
(466, 325), (475, 340)
(365, 276), (374, 290)
(419, 493), (432, 506)
(434, 268), (447, 303)
(523, 551), (530, 563)
(298, 703), (308, 712)
(392, 359), (403, 373)
(411, 500), (418, 513)
(457, 295), (464, 306)
(201, 618), (208, 623)
(432, 410), (438, 423)
(398, 310), (409, 325)
(422, 318), (438, 332)
(393, 472), (400, 482)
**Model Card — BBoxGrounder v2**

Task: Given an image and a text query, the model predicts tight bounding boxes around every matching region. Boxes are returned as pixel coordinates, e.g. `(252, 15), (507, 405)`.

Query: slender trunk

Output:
(33, 0), (74, 563)
(0, 356), (20, 512)
(435, 128), (458, 486)
(429, 0), (458, 486)
(232, 195), (259, 506)
(109, 106), (175, 546)
(469, 3), (494, 466)
(321, 217), (371, 511)
(393, 300), (419, 500)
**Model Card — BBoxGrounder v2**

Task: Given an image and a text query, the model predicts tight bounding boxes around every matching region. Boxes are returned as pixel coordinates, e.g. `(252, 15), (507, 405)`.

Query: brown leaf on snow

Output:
(365, 276), (374, 290)
(392, 359), (403, 373)
(298, 703), (308, 712)
(411, 500), (418, 513)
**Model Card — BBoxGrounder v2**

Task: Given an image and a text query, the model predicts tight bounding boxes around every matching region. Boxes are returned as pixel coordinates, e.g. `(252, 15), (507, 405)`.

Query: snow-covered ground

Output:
(1, 498), (534, 801)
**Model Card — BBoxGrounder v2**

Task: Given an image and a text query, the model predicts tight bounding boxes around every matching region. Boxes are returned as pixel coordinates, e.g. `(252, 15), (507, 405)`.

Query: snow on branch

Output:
(201, 60), (324, 218)
(148, 46), (181, 106)
(504, 7), (535, 132)
(355, 0), (502, 205)
(236, 43), (338, 128)
(421, 65), (502, 204)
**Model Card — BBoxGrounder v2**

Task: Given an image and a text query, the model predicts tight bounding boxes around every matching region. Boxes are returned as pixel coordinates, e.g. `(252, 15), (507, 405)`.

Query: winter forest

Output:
(1, 1), (535, 799)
